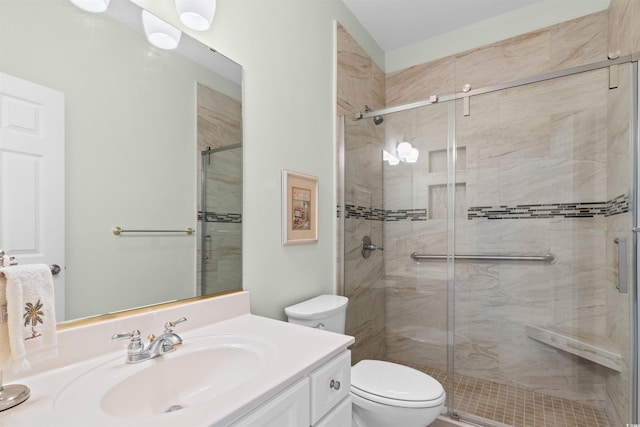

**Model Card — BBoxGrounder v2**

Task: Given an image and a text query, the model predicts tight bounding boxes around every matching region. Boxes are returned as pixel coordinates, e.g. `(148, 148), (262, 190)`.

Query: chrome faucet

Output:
(111, 317), (187, 364)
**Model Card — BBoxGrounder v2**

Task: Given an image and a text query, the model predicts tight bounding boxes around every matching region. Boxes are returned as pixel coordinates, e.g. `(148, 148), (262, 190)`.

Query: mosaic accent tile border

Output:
(607, 194), (630, 216)
(340, 194), (629, 222)
(385, 209), (428, 222)
(344, 204), (386, 221)
(343, 204), (427, 221)
(198, 211), (242, 223)
(468, 194), (629, 220)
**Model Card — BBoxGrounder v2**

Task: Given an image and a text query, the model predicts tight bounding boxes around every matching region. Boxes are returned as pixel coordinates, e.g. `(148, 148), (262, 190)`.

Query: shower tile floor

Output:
(389, 361), (611, 427)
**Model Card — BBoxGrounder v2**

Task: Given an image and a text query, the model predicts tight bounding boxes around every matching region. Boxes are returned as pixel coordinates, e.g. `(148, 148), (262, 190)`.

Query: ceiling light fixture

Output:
(142, 10), (182, 50)
(175, 0), (217, 31)
(69, 0), (110, 13)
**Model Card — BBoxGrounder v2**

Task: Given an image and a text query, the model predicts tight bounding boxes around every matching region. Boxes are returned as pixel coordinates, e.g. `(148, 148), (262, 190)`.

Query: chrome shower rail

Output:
(410, 252), (556, 263)
(356, 54), (636, 120)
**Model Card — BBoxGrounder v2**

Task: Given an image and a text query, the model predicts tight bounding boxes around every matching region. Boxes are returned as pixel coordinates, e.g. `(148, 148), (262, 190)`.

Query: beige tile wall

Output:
(386, 12), (608, 108)
(337, 24), (387, 363)
(608, 0), (640, 58)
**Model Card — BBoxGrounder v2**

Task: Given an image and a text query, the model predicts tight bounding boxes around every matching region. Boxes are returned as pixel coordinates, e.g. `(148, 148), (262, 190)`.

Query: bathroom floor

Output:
(390, 361), (611, 427)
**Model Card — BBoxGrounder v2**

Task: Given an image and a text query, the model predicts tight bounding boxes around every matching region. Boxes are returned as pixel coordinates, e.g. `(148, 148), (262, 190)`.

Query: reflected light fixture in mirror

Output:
(142, 10), (182, 50)
(175, 0), (217, 31)
(70, 0), (110, 13)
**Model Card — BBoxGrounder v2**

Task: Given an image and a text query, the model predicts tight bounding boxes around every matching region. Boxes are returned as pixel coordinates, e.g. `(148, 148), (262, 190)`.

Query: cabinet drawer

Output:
(309, 350), (351, 425)
(314, 396), (351, 427)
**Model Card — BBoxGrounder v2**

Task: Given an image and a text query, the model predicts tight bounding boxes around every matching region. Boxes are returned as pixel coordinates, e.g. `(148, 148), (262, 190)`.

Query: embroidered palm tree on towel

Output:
(23, 299), (44, 340)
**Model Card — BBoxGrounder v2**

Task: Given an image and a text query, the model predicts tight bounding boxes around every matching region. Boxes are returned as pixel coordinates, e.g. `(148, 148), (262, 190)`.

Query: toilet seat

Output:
(351, 360), (445, 409)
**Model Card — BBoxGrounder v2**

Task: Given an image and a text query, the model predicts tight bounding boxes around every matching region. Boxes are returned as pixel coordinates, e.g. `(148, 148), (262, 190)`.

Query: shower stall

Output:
(340, 56), (638, 426)
(198, 144), (242, 296)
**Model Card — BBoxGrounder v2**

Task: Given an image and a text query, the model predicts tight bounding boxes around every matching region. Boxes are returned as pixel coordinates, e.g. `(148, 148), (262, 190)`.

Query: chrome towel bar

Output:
(113, 226), (194, 236)
(410, 252), (556, 263)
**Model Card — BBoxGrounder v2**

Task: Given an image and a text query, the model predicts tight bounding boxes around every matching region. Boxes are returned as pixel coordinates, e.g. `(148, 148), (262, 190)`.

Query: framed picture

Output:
(282, 169), (318, 245)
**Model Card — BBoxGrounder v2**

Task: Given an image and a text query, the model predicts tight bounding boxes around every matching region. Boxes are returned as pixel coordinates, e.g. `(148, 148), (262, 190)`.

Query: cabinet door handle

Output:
(329, 379), (341, 390)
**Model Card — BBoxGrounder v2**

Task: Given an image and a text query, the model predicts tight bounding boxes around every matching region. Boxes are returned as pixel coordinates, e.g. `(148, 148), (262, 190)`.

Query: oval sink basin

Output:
(54, 334), (278, 420)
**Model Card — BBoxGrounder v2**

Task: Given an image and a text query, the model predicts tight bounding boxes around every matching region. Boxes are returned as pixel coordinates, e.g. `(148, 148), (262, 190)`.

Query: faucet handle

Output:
(111, 329), (141, 341)
(112, 329), (143, 349)
(164, 317), (187, 333)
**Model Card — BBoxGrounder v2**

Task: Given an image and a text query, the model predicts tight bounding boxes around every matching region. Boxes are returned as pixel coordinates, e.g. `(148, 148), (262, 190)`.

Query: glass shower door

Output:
(380, 101), (458, 414)
(451, 64), (636, 426)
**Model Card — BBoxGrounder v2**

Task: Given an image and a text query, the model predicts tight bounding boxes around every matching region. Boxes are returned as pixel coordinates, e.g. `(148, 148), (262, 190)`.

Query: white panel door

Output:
(0, 72), (65, 321)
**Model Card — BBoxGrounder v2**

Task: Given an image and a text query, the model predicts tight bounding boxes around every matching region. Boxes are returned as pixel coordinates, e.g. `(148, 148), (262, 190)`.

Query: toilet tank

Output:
(284, 295), (348, 333)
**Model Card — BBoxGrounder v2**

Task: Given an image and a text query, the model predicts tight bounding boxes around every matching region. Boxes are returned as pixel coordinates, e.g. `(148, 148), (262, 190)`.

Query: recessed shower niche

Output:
(427, 147), (466, 219)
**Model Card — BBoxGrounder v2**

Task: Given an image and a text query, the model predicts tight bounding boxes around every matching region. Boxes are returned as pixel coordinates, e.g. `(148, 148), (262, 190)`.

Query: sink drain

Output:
(165, 404), (184, 413)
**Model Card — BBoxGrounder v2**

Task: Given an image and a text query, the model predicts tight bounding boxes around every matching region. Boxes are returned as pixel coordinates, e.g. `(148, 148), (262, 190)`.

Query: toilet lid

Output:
(351, 360), (445, 406)
(284, 295), (348, 320)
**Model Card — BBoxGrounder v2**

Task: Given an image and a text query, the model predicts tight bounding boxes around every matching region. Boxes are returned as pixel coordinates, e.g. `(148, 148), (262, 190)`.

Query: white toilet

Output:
(285, 295), (445, 427)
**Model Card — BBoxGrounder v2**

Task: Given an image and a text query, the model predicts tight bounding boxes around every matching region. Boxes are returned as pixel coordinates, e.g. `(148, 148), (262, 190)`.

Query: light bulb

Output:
(142, 10), (182, 50)
(70, 0), (110, 13)
(175, 0), (217, 31)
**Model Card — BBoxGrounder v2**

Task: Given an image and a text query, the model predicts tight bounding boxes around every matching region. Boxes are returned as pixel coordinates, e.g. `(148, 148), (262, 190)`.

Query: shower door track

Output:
(355, 52), (639, 120)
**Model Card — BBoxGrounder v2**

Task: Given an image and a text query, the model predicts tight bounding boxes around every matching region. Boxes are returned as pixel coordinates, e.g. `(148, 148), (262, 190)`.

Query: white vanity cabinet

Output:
(309, 350), (352, 426)
(231, 378), (310, 427)
(314, 395), (352, 427)
(232, 350), (351, 427)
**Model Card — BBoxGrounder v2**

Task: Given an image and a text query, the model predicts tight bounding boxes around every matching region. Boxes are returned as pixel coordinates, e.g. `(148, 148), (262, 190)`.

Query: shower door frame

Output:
(633, 58), (639, 424)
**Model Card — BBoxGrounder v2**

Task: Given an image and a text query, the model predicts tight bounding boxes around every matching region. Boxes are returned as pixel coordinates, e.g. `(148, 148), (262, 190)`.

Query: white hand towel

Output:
(0, 264), (58, 372)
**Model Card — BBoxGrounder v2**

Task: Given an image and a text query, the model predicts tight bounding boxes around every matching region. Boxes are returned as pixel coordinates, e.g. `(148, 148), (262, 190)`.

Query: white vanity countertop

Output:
(0, 292), (354, 427)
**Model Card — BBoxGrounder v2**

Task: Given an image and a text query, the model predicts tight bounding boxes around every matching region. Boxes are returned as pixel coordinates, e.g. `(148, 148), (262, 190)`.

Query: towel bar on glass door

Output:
(113, 226), (194, 236)
(410, 252), (556, 263)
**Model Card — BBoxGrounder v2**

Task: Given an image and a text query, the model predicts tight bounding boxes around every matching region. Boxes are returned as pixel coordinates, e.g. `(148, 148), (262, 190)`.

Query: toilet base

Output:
(351, 392), (442, 427)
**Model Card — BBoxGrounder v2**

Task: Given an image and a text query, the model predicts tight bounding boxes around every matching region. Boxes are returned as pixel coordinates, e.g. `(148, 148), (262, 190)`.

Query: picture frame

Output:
(282, 169), (318, 245)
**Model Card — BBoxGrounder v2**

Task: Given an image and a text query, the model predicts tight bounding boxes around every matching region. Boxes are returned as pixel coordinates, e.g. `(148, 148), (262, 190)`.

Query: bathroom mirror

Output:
(0, 0), (242, 323)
